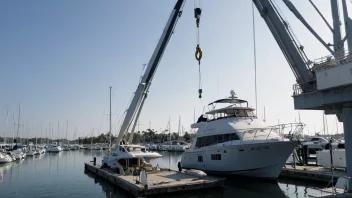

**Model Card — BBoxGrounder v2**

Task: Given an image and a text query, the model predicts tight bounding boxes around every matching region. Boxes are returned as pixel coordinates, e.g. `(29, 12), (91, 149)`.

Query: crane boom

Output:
(114, 0), (185, 146)
(252, 0), (312, 84)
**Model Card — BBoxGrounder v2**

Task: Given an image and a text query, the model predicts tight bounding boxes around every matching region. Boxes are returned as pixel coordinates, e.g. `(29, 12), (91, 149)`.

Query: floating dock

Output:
(84, 163), (225, 197)
(280, 164), (346, 183)
(309, 188), (350, 198)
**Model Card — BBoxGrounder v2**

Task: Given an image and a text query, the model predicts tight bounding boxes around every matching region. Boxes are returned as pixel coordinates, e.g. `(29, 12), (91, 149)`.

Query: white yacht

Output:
(12, 149), (26, 160)
(0, 153), (13, 164)
(46, 142), (62, 153)
(181, 91), (297, 180)
(26, 149), (40, 156)
(38, 148), (46, 154)
(102, 144), (161, 174)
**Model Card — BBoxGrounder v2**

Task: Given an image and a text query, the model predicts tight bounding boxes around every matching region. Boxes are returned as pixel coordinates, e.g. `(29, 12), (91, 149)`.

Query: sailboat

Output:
(62, 121), (70, 151)
(12, 103), (26, 160)
(26, 127), (40, 156)
(47, 123), (62, 152)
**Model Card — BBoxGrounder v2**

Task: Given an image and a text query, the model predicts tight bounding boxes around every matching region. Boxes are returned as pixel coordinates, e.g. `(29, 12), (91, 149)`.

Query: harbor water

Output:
(0, 151), (327, 198)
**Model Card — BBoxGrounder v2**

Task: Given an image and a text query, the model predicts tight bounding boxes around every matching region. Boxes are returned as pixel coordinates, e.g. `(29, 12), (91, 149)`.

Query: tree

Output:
(183, 132), (191, 141)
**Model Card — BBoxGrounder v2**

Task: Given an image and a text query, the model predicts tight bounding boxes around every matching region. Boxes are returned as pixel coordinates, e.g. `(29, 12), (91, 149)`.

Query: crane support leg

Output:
(343, 107), (352, 192)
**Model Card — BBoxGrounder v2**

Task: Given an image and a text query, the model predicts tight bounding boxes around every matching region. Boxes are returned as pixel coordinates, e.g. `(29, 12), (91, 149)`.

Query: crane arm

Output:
(114, 0), (186, 146)
(253, 0), (312, 85)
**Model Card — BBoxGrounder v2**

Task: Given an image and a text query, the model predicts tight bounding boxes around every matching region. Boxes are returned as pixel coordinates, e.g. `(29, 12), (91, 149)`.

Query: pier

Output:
(280, 165), (346, 183)
(84, 162), (225, 197)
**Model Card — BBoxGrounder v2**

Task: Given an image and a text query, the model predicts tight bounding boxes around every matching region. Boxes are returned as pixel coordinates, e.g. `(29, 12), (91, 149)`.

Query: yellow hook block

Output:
(195, 44), (202, 63)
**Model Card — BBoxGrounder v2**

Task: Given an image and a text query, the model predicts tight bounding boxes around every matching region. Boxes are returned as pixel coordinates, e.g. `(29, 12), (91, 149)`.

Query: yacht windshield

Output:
(206, 109), (256, 122)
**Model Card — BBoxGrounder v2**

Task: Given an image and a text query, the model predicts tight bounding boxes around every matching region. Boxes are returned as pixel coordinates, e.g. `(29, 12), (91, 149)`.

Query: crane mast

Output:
(114, 0), (185, 146)
(253, 0), (352, 192)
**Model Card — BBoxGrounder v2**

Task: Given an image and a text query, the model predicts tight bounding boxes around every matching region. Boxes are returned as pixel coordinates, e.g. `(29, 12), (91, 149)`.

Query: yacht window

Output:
(211, 154), (221, 160)
(311, 138), (324, 142)
(195, 133), (240, 148)
(246, 110), (255, 117)
(134, 147), (141, 151)
(223, 134), (230, 142)
(217, 134), (224, 143)
(229, 133), (240, 141)
(198, 156), (203, 162)
(238, 110), (246, 117)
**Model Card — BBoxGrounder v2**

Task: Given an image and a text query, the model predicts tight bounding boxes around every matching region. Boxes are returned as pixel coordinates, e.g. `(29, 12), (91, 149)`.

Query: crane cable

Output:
(194, 0), (203, 98)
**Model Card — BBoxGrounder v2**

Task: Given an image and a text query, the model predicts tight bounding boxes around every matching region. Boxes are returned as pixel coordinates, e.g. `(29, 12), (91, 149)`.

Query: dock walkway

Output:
(280, 165), (346, 183)
(84, 162), (225, 197)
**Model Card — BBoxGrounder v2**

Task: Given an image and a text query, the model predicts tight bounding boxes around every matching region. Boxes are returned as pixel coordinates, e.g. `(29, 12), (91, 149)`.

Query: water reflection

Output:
(83, 151), (323, 198)
(0, 150), (327, 198)
(84, 170), (131, 198)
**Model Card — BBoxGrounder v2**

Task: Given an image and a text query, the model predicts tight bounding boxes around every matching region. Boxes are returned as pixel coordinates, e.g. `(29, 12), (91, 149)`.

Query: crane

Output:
(253, 0), (352, 192)
(112, 0), (186, 147)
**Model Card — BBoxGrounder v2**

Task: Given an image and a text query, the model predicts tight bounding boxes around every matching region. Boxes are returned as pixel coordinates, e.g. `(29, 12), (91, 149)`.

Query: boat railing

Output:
(269, 122), (305, 140)
(239, 127), (280, 144)
(292, 80), (317, 96)
(239, 122), (305, 144)
(312, 49), (352, 72)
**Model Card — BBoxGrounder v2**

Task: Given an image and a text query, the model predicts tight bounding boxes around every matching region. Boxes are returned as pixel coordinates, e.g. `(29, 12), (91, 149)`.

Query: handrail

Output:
(292, 80), (317, 96)
(264, 129), (273, 143)
(252, 130), (258, 141)
(196, 123), (305, 149)
(313, 49), (352, 71)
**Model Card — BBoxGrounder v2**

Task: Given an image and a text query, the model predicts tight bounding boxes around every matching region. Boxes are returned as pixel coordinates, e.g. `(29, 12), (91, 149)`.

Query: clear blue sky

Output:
(0, 0), (349, 140)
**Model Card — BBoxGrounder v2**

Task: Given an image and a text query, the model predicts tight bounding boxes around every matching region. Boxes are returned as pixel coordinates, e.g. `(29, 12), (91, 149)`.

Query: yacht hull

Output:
(0, 155), (13, 163)
(181, 141), (295, 179)
(47, 147), (61, 153)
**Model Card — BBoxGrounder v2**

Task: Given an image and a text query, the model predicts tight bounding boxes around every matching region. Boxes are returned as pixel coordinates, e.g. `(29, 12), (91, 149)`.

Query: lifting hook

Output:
(195, 44), (202, 64)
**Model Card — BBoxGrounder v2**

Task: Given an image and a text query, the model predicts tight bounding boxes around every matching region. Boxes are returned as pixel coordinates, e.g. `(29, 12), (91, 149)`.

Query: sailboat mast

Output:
(12, 114), (15, 144)
(40, 124), (43, 145)
(57, 122), (60, 144)
(169, 117), (171, 141)
(178, 116), (181, 141)
(5, 111), (8, 144)
(91, 129), (94, 146)
(16, 103), (21, 145)
(48, 122), (51, 144)
(66, 120), (68, 145)
(109, 86), (112, 152)
(35, 125), (38, 149)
